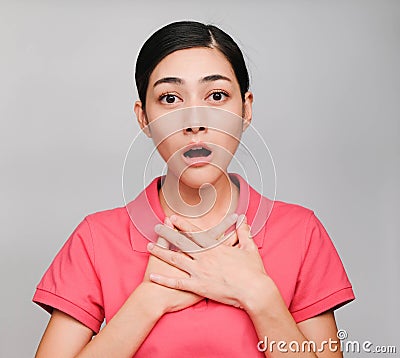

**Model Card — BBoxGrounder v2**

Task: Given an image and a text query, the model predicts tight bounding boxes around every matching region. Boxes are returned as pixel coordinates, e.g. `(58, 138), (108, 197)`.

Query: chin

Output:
(178, 165), (227, 189)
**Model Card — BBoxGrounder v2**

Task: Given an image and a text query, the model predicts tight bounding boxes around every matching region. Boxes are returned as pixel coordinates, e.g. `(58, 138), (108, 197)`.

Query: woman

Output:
(33, 21), (355, 357)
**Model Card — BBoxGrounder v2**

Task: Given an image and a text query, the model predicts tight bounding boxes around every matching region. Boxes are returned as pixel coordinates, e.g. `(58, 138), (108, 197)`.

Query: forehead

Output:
(149, 47), (236, 84)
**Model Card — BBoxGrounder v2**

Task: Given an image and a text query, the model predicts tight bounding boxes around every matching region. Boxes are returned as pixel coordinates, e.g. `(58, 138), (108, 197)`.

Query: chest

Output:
(94, 224), (302, 357)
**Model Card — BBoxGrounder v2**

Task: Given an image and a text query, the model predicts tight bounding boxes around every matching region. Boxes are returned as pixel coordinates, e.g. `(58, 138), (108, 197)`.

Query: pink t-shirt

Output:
(33, 173), (355, 357)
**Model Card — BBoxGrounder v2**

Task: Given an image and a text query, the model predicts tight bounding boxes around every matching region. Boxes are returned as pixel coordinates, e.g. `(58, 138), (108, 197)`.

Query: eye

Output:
(159, 93), (181, 104)
(207, 91), (229, 102)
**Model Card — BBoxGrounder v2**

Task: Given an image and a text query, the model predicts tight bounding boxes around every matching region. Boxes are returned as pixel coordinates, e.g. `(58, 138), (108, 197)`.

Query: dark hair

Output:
(135, 21), (249, 109)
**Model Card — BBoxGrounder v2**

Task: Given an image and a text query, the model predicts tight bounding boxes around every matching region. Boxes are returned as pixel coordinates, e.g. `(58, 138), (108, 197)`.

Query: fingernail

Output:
(154, 224), (162, 233)
(164, 217), (172, 227)
(147, 242), (154, 250)
(150, 273), (160, 281)
(236, 214), (245, 229)
(230, 213), (238, 221)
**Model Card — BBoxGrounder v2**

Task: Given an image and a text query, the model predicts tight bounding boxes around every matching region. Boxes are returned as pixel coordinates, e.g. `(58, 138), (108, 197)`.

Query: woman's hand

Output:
(147, 214), (273, 312)
(140, 217), (204, 314)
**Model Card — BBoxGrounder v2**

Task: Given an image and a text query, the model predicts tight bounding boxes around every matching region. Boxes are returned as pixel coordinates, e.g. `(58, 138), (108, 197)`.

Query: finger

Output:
(221, 230), (239, 246)
(205, 213), (238, 241)
(147, 242), (193, 273)
(235, 214), (254, 249)
(154, 223), (201, 252)
(169, 215), (211, 247)
(170, 215), (201, 232)
(149, 273), (196, 292)
(156, 236), (169, 249)
(155, 218), (172, 249)
(165, 216), (174, 228)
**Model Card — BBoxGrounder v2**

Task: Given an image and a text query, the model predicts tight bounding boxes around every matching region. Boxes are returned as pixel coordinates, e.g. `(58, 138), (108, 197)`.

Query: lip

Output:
(181, 141), (213, 167)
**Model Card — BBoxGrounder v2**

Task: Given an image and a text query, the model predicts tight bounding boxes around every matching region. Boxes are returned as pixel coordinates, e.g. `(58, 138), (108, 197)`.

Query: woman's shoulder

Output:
(268, 199), (315, 225)
(261, 199), (333, 249)
(271, 199), (314, 213)
(240, 175), (316, 231)
(85, 205), (128, 219)
(265, 199), (335, 255)
(83, 205), (132, 235)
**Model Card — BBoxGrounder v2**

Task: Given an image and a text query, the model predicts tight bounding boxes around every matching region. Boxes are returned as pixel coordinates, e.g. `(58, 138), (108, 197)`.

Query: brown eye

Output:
(165, 94), (176, 103)
(207, 91), (228, 102)
(212, 92), (222, 101)
(159, 93), (181, 104)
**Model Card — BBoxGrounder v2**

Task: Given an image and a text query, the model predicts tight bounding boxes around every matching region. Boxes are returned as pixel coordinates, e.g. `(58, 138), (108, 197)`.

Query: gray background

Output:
(1, 0), (399, 356)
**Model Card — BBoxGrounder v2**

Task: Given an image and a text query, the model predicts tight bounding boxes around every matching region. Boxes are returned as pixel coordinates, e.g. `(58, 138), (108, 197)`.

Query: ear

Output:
(134, 100), (152, 138)
(242, 91), (253, 132)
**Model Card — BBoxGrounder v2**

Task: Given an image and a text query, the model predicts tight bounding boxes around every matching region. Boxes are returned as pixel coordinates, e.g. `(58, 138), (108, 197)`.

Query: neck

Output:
(159, 170), (239, 230)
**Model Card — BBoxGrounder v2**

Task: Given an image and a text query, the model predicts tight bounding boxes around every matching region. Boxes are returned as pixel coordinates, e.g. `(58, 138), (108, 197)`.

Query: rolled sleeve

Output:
(33, 218), (104, 333)
(289, 213), (355, 322)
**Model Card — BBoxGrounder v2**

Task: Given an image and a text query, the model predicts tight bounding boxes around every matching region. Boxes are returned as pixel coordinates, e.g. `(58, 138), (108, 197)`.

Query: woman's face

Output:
(135, 47), (253, 188)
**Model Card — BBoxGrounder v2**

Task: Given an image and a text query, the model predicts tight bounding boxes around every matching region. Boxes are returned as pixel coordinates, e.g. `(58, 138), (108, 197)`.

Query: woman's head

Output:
(135, 21), (250, 111)
(134, 21), (253, 189)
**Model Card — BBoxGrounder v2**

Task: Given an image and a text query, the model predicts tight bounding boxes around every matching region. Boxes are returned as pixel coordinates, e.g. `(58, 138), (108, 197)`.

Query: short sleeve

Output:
(289, 213), (355, 323)
(33, 218), (104, 333)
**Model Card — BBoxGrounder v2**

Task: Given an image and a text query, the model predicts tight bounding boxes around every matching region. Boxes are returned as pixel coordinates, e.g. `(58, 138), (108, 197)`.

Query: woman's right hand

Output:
(141, 217), (204, 314)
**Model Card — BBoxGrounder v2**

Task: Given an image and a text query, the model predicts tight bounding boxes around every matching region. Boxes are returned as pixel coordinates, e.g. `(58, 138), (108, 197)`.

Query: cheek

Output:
(227, 136), (241, 153)
(210, 115), (243, 155)
(225, 99), (244, 118)
(154, 135), (181, 162)
(155, 142), (169, 162)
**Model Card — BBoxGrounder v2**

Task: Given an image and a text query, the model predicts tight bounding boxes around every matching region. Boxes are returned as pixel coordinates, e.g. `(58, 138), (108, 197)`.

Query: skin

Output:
(35, 47), (343, 357)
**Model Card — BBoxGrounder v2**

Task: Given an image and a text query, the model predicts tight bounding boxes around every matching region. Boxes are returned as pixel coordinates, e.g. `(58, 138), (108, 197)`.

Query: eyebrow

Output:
(153, 77), (183, 88)
(152, 74), (232, 88)
(200, 74), (232, 83)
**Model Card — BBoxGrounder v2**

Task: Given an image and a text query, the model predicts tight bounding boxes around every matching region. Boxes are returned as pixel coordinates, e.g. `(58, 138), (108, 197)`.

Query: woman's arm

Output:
(244, 276), (341, 357)
(76, 282), (164, 357)
(35, 283), (164, 358)
(35, 310), (93, 358)
(297, 311), (341, 356)
(35, 243), (195, 357)
(35, 264), (199, 358)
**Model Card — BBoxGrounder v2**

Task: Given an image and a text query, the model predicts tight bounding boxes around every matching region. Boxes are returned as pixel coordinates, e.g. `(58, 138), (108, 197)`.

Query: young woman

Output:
(33, 21), (355, 357)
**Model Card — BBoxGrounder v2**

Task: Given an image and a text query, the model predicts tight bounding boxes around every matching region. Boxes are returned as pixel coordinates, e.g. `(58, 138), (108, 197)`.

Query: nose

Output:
(182, 107), (208, 135)
(184, 125), (207, 134)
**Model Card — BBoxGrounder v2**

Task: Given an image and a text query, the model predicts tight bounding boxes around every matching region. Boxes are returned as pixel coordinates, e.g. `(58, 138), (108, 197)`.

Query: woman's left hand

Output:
(147, 214), (272, 311)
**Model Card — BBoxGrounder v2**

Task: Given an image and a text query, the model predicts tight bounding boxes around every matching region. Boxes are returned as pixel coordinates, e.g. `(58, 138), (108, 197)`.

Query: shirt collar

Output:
(126, 173), (273, 253)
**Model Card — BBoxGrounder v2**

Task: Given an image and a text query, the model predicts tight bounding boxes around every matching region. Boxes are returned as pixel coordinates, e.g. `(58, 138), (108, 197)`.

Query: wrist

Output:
(130, 282), (166, 320)
(241, 275), (283, 318)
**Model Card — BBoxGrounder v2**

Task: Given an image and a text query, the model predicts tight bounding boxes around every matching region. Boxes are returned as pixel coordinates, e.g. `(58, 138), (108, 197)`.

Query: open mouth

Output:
(182, 144), (213, 166)
(183, 146), (212, 158)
